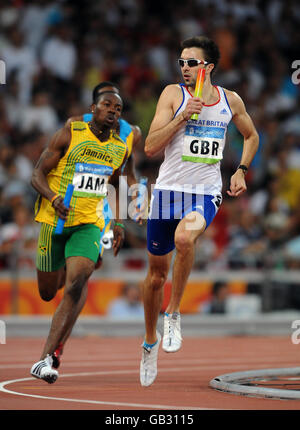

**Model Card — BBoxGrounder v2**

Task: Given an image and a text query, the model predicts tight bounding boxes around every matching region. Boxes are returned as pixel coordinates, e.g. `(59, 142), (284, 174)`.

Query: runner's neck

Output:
(187, 82), (218, 105)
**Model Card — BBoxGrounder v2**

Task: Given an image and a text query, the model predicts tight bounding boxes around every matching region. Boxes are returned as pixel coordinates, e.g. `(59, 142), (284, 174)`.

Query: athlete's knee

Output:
(66, 272), (90, 303)
(175, 232), (194, 254)
(148, 269), (168, 291)
(37, 268), (65, 301)
(37, 278), (57, 301)
(39, 287), (57, 302)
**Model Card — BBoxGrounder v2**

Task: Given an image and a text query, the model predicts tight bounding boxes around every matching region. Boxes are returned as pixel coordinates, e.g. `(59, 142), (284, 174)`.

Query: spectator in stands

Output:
(18, 90), (59, 136)
(107, 283), (144, 320)
(0, 0), (299, 274)
(41, 23), (76, 82)
(0, 203), (38, 269)
(0, 26), (38, 104)
(200, 281), (230, 314)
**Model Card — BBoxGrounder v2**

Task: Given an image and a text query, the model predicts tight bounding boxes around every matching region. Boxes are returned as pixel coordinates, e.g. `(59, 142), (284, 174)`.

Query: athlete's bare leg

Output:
(37, 266), (66, 302)
(39, 256), (94, 360)
(143, 251), (173, 345)
(56, 255), (103, 348)
(37, 266), (88, 353)
(166, 212), (206, 314)
(58, 280), (88, 346)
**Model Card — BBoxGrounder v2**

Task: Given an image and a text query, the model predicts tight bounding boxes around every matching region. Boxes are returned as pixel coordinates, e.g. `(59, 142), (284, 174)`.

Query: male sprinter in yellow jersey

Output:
(67, 82), (143, 264)
(30, 91), (128, 383)
(45, 82), (144, 372)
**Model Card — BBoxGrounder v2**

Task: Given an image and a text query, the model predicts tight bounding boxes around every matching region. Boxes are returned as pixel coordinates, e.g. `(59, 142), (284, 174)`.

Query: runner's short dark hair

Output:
(92, 81), (119, 104)
(181, 36), (220, 75)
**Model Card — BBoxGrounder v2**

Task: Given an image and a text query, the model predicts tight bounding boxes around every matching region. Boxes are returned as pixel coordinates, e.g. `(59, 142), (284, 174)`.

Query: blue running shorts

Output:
(147, 189), (222, 256)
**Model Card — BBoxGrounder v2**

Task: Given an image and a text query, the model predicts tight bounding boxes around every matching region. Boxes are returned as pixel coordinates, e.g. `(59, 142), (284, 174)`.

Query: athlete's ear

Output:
(206, 63), (215, 76)
(90, 103), (96, 113)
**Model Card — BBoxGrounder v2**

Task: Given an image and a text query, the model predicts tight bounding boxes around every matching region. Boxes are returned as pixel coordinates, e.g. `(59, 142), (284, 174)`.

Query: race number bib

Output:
(72, 163), (113, 198)
(182, 124), (225, 164)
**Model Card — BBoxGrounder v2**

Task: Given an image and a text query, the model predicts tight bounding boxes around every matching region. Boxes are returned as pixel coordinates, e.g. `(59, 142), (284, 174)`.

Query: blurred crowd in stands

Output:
(0, 0), (299, 272)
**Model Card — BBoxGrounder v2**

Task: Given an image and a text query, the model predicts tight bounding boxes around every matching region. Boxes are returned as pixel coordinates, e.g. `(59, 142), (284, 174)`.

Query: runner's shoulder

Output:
(65, 115), (84, 128)
(159, 84), (184, 107)
(56, 116), (82, 147)
(222, 88), (244, 110)
(161, 84), (184, 97)
(131, 124), (142, 144)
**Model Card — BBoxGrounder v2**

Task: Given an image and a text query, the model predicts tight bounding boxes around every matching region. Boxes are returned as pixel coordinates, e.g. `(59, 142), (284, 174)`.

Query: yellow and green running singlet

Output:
(35, 121), (128, 231)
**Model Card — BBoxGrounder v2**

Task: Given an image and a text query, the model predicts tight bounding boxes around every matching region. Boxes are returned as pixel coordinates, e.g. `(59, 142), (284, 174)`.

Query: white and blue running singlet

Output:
(83, 114), (132, 256)
(147, 84), (232, 256)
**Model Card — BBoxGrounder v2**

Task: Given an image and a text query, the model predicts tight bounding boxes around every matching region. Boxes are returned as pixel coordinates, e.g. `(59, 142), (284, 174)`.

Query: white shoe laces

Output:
(165, 314), (181, 340)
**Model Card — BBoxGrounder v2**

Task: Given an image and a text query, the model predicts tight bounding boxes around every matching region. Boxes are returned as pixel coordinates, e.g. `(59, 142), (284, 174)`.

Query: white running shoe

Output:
(140, 332), (161, 387)
(31, 354), (59, 384)
(162, 312), (182, 353)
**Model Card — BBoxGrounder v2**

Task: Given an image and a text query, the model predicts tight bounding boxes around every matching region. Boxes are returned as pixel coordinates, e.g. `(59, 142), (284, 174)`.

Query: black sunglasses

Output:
(178, 58), (208, 68)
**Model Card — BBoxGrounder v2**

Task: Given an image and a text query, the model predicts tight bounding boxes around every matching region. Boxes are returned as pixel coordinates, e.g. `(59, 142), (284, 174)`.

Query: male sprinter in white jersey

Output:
(140, 36), (259, 387)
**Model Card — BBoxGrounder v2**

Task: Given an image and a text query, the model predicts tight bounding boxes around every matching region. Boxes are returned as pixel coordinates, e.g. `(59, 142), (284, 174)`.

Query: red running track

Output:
(0, 336), (299, 410)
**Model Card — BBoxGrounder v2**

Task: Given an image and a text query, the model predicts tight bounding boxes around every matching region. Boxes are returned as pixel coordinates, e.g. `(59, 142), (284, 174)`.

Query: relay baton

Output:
(54, 184), (74, 234)
(191, 68), (205, 120)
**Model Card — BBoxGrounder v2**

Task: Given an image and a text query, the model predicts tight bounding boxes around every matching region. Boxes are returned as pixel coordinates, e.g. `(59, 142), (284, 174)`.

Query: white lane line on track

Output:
(0, 356), (294, 370)
(0, 370), (217, 410)
(0, 362), (290, 409)
(0, 360), (295, 371)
